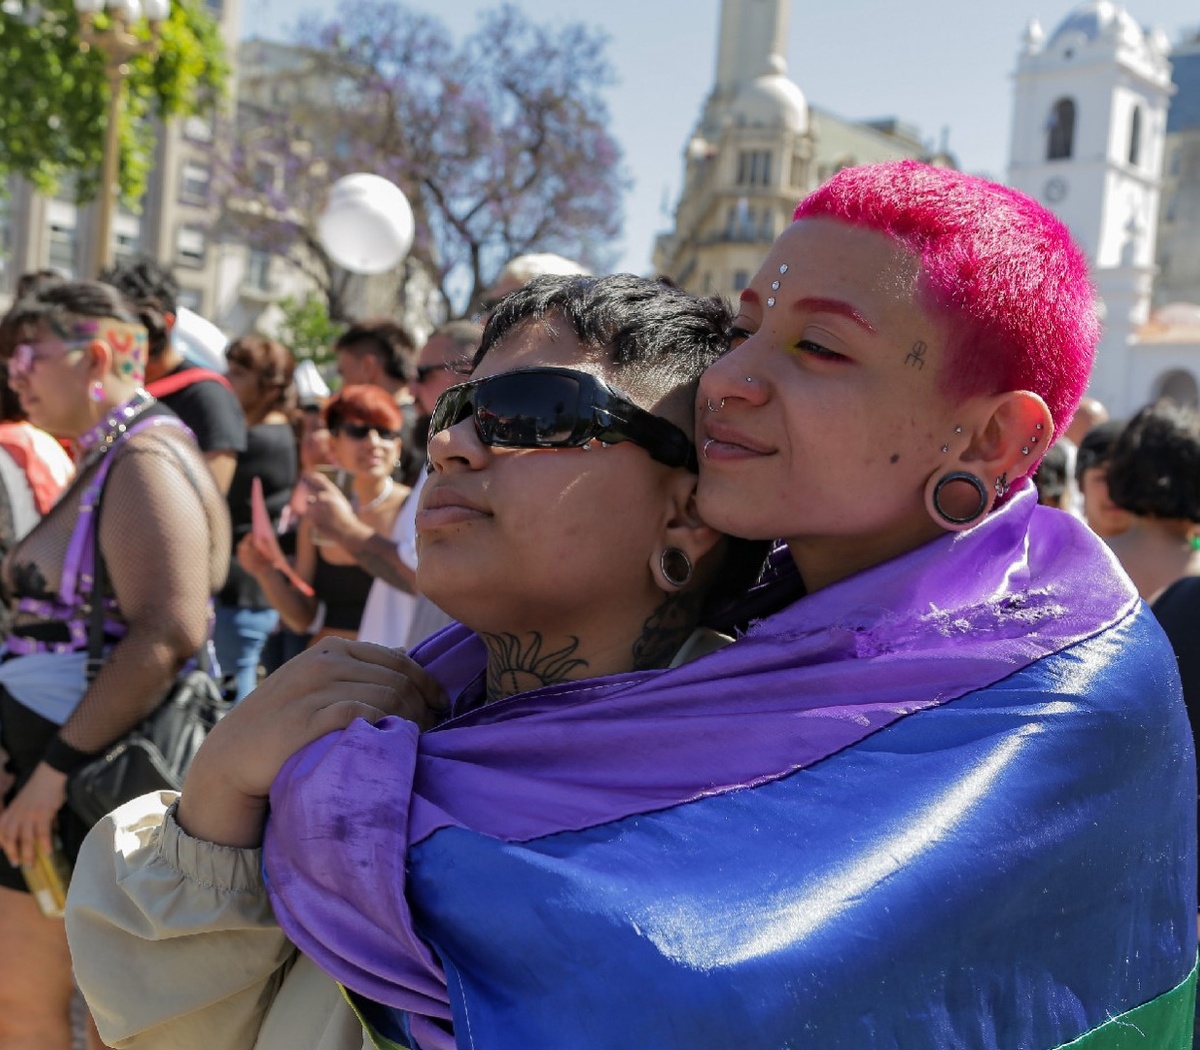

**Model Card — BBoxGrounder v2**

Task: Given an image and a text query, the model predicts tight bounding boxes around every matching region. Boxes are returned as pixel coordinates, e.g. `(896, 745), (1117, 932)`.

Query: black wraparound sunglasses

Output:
(428, 366), (698, 471)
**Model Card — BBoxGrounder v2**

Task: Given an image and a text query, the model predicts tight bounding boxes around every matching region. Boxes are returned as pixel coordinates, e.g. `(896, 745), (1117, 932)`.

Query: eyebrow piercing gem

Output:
(771, 280), (780, 290)
(767, 297), (776, 307)
(778, 264), (788, 274)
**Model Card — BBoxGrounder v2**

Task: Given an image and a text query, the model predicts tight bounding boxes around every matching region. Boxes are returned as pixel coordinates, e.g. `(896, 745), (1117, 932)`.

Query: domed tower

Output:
(653, 0), (814, 298)
(1007, 0), (1174, 411)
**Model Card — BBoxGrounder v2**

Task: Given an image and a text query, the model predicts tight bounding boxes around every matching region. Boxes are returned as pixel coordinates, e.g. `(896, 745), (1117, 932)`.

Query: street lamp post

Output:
(73, 0), (169, 277)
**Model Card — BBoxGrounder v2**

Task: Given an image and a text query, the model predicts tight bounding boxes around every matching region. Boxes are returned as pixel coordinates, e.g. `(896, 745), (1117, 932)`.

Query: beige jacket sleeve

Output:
(65, 790), (368, 1050)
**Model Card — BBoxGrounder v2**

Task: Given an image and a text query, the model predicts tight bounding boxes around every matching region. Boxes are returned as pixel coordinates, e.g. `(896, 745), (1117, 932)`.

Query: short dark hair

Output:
(99, 256), (179, 359)
(477, 274), (732, 421)
(1074, 419), (1126, 484)
(3, 279), (141, 344)
(1106, 402), (1200, 521)
(335, 318), (417, 383)
(1032, 441), (1069, 507)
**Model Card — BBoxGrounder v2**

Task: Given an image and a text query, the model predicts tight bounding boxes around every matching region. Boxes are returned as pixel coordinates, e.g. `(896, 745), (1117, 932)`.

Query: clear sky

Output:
(240, 0), (1200, 275)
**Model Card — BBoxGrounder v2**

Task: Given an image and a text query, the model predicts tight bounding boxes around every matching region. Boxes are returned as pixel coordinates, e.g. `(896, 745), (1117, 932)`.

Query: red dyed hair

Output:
(793, 161), (1099, 442)
(324, 384), (403, 433)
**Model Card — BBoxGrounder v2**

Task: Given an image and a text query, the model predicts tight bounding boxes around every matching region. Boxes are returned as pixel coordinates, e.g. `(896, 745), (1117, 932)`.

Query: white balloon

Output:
(317, 173), (414, 276)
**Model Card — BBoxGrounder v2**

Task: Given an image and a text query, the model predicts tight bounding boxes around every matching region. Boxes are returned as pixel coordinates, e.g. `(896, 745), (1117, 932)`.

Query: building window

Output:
(1046, 98), (1076, 161)
(176, 226), (207, 268)
(245, 249), (272, 292)
(1169, 148), (1181, 176)
(113, 212), (141, 267)
(180, 162), (211, 206)
(737, 150), (772, 187)
(732, 270), (749, 292)
(183, 113), (214, 144)
(47, 222), (76, 277)
(1128, 106), (1142, 167)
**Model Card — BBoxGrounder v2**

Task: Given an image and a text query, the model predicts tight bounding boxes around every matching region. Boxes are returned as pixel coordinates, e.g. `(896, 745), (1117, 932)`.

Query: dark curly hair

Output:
(1106, 402), (1200, 522)
(99, 256), (179, 360)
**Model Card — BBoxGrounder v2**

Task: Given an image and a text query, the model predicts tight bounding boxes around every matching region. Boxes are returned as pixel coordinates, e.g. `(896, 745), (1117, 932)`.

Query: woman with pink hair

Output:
(68, 165), (1195, 1049)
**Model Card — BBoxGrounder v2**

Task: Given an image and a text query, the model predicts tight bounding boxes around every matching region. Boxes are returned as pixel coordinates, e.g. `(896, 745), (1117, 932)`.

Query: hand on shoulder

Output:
(176, 639), (448, 848)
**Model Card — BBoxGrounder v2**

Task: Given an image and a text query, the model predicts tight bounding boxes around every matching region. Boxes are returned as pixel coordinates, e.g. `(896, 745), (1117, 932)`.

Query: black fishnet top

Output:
(2, 420), (231, 759)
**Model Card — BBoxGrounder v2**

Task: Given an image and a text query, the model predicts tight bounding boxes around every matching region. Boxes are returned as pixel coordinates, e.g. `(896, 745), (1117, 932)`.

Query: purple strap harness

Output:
(7, 414), (189, 657)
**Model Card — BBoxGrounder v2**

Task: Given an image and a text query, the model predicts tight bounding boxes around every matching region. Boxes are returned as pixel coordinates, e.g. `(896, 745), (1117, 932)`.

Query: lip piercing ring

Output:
(702, 439), (715, 459)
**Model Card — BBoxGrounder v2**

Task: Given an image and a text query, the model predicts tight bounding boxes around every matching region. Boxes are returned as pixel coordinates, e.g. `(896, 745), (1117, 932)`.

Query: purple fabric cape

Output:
(263, 488), (1139, 1042)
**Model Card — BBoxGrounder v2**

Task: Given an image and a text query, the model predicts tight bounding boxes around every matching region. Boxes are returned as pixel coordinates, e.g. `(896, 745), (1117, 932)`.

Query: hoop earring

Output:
(927, 471), (989, 530)
(89, 381), (104, 403)
(659, 547), (693, 589)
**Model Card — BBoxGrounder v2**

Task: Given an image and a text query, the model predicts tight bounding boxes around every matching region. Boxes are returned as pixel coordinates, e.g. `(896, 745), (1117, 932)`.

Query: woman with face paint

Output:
(69, 167), (1195, 1050)
(0, 281), (229, 1050)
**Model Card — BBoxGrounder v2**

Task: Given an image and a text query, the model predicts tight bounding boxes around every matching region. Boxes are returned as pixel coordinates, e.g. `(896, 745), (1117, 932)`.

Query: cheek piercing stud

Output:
(941, 444), (949, 453)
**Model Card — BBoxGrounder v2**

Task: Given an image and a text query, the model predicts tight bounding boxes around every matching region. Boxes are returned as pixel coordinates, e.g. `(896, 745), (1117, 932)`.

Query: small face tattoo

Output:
(905, 341), (927, 370)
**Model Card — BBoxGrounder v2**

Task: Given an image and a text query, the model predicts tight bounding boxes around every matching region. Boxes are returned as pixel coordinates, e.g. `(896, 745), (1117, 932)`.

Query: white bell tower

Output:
(1007, 1), (1173, 411)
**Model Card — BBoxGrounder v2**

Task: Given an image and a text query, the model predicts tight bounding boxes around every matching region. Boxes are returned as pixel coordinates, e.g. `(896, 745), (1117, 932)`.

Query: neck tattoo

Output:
(481, 632), (589, 703)
(631, 589), (702, 671)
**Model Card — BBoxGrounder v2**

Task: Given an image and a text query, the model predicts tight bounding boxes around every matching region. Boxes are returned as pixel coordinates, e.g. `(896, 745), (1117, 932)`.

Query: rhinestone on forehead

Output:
(779, 264), (788, 274)
(771, 280), (780, 290)
(767, 297), (776, 307)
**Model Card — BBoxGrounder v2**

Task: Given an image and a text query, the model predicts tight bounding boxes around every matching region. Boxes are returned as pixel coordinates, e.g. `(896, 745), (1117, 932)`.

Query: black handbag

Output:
(64, 477), (231, 828)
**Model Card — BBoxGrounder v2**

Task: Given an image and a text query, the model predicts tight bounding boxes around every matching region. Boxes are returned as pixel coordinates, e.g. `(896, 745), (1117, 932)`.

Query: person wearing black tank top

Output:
(238, 385), (408, 646)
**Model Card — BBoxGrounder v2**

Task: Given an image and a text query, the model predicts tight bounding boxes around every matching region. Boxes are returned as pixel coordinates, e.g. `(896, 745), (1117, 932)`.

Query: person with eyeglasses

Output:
(300, 321), (481, 650)
(0, 280), (230, 1050)
(237, 385), (412, 647)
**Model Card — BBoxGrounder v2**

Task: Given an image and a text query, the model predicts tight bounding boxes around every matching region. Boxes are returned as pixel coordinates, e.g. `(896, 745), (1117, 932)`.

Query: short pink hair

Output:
(793, 161), (1099, 442)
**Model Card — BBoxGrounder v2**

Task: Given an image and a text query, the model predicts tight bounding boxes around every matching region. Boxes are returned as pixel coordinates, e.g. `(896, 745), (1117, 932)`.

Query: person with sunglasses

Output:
(65, 273), (770, 1050)
(299, 320), (481, 651)
(237, 384), (412, 647)
(0, 280), (230, 1050)
(261, 167), (1193, 1045)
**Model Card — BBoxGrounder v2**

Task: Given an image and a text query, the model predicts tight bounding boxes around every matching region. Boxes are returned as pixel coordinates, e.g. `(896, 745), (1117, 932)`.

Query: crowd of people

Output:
(0, 162), (1195, 1049)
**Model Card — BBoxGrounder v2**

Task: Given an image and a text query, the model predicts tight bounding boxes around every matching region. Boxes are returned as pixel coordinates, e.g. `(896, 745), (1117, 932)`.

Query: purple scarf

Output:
(263, 488), (1138, 1035)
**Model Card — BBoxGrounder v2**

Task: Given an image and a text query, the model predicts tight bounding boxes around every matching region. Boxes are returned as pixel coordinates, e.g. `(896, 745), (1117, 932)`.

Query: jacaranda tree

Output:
(221, 1), (627, 320)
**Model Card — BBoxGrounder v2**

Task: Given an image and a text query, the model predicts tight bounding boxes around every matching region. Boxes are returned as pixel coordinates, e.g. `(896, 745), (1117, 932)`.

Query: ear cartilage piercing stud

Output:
(1021, 446), (1030, 455)
(1035, 423), (1044, 430)
(1031, 436), (1038, 444)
